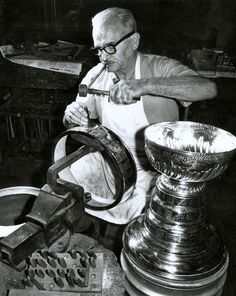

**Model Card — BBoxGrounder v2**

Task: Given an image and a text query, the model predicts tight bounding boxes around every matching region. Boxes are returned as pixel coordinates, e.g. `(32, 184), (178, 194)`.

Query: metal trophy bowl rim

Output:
(144, 121), (236, 156)
(144, 121), (236, 182)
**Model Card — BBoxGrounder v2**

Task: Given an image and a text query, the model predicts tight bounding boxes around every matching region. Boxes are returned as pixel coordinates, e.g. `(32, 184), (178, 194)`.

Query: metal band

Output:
(53, 125), (137, 211)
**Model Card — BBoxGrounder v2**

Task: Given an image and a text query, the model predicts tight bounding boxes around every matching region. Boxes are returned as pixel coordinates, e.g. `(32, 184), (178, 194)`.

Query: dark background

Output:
(1, 0), (236, 55)
(0, 1), (235, 295)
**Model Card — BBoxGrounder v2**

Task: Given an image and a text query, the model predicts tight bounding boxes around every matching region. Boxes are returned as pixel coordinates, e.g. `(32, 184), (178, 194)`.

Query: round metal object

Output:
(123, 213), (228, 282)
(0, 186), (40, 237)
(53, 125), (137, 210)
(145, 121), (236, 182)
(121, 251), (227, 296)
(122, 121), (236, 295)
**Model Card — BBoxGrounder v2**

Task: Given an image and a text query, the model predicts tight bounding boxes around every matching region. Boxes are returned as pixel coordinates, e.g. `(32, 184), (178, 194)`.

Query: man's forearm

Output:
(143, 76), (217, 102)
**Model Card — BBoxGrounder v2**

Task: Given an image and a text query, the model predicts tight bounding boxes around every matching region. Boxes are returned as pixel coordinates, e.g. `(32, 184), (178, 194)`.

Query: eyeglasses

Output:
(91, 31), (135, 55)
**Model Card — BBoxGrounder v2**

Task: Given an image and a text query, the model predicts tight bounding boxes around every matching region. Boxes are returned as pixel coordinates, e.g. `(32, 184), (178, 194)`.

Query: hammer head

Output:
(78, 84), (88, 97)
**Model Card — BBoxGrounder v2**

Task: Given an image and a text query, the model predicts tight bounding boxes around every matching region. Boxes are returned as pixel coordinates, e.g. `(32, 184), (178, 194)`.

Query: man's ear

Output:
(131, 32), (140, 50)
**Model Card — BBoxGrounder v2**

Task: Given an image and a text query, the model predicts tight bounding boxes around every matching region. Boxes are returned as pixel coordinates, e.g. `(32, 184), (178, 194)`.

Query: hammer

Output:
(79, 84), (110, 97)
(78, 84), (140, 101)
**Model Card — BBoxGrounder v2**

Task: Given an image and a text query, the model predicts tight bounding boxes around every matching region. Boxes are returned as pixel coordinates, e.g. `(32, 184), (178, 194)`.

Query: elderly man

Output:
(63, 7), (217, 227)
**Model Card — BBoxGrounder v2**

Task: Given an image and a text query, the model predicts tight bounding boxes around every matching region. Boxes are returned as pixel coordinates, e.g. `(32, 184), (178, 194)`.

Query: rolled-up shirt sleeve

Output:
(152, 56), (198, 78)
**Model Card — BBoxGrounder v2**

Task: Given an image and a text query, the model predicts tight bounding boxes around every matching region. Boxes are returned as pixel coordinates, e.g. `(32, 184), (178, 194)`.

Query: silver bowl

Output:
(145, 121), (236, 182)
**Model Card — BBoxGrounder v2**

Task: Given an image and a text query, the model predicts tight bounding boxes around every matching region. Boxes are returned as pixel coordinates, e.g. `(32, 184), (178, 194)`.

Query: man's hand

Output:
(64, 101), (89, 126)
(109, 79), (144, 104)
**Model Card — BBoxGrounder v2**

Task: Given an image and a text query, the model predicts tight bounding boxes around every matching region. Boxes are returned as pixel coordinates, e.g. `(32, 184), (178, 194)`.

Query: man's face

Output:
(92, 23), (136, 74)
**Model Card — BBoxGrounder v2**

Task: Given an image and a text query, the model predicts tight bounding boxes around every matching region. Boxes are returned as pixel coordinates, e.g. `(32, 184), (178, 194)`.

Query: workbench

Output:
(0, 233), (125, 296)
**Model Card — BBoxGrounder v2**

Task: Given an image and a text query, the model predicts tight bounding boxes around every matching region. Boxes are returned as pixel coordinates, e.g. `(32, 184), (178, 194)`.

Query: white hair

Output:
(92, 7), (137, 32)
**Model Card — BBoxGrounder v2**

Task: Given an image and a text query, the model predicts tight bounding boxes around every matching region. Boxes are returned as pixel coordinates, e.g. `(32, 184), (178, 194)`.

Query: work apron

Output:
(72, 54), (156, 224)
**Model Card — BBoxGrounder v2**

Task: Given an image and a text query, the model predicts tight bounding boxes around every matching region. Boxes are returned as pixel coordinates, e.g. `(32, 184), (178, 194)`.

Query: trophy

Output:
(121, 121), (236, 296)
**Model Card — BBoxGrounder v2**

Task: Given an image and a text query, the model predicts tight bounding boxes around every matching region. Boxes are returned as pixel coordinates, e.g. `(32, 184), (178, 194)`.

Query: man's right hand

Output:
(64, 101), (89, 127)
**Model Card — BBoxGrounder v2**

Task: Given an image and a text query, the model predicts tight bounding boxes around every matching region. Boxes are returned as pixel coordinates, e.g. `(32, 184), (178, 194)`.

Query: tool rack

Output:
(0, 88), (74, 159)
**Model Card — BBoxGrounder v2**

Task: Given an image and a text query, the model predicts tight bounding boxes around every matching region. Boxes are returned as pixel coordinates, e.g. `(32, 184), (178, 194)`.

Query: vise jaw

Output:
(0, 180), (85, 269)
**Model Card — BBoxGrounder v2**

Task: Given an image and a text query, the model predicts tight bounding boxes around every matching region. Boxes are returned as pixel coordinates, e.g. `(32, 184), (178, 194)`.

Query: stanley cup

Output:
(121, 121), (236, 296)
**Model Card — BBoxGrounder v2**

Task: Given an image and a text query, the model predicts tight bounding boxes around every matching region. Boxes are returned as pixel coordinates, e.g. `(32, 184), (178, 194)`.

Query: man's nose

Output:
(99, 51), (109, 63)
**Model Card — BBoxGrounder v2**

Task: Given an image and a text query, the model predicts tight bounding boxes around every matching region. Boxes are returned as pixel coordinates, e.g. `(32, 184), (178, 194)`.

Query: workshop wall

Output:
(1, 0), (236, 55)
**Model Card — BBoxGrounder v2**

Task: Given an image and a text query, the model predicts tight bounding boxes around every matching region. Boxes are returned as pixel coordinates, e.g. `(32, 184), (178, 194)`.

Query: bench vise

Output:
(0, 147), (93, 269)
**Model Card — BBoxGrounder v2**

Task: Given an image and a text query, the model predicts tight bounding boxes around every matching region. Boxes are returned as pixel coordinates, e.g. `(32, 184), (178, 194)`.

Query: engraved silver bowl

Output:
(122, 121), (236, 295)
(145, 121), (236, 182)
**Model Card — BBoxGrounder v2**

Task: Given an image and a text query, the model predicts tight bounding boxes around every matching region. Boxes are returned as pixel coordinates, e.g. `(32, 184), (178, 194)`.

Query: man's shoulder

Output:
(139, 52), (168, 61)
(139, 52), (196, 77)
(139, 52), (177, 67)
(139, 52), (174, 77)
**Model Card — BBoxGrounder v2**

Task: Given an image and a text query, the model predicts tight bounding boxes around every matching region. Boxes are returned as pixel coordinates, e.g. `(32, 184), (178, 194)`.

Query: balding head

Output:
(91, 7), (140, 76)
(92, 7), (137, 33)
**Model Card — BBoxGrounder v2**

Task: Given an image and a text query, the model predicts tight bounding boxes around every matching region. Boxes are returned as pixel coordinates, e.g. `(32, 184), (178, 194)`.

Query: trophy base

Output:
(121, 250), (228, 296)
